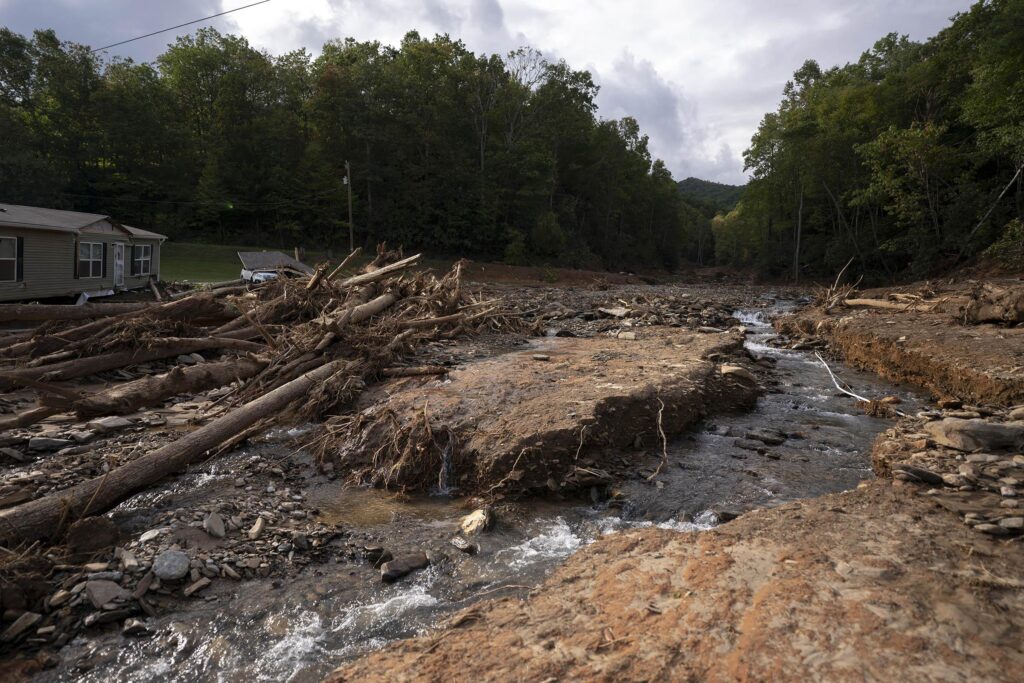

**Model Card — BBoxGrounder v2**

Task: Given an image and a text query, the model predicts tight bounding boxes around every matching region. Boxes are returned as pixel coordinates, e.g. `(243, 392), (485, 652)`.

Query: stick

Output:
(814, 352), (907, 416)
(327, 247), (362, 281)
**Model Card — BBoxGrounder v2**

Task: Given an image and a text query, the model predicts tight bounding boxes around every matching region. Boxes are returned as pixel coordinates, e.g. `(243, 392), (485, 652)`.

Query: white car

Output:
(241, 269), (279, 284)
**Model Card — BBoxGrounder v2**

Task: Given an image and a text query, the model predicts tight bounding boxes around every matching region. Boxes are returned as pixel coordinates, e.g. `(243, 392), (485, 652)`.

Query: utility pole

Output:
(345, 160), (353, 252)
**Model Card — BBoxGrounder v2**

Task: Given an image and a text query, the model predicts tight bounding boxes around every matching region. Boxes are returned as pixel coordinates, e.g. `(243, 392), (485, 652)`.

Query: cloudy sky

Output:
(2, 0), (975, 183)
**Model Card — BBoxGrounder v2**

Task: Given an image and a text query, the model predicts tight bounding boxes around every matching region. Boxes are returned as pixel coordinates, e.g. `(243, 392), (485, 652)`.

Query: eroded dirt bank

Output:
(328, 479), (1023, 682)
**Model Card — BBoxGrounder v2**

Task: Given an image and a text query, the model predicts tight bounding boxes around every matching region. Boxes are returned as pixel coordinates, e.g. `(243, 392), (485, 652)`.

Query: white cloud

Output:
(3, 0), (975, 183)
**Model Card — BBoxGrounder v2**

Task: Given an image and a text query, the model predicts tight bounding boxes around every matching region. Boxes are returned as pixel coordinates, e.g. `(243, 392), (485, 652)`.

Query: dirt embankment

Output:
(776, 304), (1024, 406)
(328, 479), (1024, 682)
(317, 329), (759, 495)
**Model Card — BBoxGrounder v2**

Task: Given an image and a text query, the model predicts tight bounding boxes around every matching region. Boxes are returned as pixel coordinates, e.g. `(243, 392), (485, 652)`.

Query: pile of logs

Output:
(0, 247), (521, 546)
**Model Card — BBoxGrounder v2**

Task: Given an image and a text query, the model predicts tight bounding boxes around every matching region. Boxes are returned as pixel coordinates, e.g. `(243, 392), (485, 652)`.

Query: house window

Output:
(133, 244), (152, 275)
(79, 242), (103, 278)
(0, 237), (16, 282)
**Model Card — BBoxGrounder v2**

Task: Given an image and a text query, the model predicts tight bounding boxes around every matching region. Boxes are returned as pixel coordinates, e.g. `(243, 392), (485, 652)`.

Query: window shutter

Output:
(102, 242), (108, 278)
(16, 236), (23, 282)
(73, 238), (79, 279)
(130, 245), (138, 276)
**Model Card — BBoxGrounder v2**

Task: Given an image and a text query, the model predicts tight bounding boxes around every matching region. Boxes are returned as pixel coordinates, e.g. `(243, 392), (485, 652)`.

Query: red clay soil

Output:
(327, 478), (1024, 682)
(324, 328), (759, 494)
(777, 306), (1024, 406)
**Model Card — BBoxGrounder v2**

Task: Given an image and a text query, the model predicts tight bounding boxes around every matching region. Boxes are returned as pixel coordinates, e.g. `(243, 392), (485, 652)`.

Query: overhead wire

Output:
(90, 0), (272, 53)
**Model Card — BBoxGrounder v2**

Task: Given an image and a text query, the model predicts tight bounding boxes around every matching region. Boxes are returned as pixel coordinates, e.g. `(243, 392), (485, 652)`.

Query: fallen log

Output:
(0, 406), (60, 431)
(0, 302), (154, 322)
(842, 298), (937, 312)
(73, 357), (268, 418)
(0, 337), (264, 389)
(0, 360), (348, 545)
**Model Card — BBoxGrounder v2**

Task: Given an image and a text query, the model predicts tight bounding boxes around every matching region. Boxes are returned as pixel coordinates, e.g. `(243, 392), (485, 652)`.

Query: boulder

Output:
(380, 552), (430, 583)
(924, 418), (1024, 452)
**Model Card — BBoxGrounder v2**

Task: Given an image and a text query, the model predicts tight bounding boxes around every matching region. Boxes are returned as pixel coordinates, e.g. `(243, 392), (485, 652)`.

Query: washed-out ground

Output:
(2, 277), (1022, 682)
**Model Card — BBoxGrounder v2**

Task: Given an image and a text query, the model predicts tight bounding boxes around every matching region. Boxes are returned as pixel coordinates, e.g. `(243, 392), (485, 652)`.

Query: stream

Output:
(38, 298), (922, 682)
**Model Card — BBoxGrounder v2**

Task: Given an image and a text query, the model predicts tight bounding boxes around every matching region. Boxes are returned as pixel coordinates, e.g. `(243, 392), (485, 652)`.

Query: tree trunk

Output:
(0, 302), (154, 323)
(0, 337), (264, 389)
(0, 360), (348, 545)
(794, 182), (804, 283)
(73, 358), (267, 418)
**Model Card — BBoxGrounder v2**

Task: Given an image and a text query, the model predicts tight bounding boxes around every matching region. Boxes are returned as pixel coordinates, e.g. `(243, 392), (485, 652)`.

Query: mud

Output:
(325, 329), (758, 494)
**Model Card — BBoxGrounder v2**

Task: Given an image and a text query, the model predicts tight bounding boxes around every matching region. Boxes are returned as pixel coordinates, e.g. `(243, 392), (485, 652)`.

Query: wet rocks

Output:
(460, 508), (494, 536)
(745, 428), (787, 446)
(1, 611), (41, 643)
(720, 365), (757, 386)
(183, 577), (211, 597)
(924, 418), (1024, 452)
(122, 618), (152, 637)
(380, 552), (430, 583)
(153, 550), (191, 581)
(450, 536), (478, 554)
(363, 545), (393, 569)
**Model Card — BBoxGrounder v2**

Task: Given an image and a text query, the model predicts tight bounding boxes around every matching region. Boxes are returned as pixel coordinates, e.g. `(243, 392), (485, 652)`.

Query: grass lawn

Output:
(160, 242), (331, 283)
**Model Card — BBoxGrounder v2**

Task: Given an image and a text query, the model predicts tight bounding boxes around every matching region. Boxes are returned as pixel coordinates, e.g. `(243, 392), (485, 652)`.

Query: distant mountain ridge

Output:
(677, 177), (745, 212)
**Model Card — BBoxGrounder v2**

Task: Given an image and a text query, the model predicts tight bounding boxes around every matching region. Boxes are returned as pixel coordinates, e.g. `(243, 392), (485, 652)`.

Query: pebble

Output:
(183, 577), (212, 597)
(139, 528), (166, 543)
(248, 518), (266, 540)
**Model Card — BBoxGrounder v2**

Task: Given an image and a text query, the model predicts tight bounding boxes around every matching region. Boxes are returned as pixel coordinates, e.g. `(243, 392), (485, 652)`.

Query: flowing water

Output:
(38, 298), (922, 682)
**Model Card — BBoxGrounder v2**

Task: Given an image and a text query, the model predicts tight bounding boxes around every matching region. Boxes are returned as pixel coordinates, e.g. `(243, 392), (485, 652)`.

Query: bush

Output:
(983, 219), (1024, 270)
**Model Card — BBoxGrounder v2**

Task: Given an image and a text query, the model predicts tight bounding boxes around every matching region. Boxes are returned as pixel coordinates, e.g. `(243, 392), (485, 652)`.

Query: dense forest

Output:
(0, 27), (709, 271)
(717, 0), (1024, 280)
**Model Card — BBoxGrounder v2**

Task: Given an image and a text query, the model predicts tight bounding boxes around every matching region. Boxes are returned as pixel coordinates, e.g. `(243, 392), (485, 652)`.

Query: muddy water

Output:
(39, 299), (922, 683)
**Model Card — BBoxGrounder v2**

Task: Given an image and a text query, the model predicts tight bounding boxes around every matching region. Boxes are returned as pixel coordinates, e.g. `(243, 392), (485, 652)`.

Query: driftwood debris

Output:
(0, 245), (523, 546)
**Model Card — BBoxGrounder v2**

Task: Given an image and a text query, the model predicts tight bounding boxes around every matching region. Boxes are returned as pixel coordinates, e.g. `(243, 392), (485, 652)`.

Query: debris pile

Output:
(0, 247), (523, 548)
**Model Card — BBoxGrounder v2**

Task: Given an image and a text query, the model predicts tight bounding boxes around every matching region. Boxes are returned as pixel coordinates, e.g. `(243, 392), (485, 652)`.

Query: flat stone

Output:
(48, 590), (72, 608)
(183, 577), (211, 597)
(203, 512), (226, 539)
(745, 428), (786, 446)
(153, 550), (191, 581)
(616, 331), (637, 340)
(734, 438), (766, 453)
(998, 517), (1024, 530)
(86, 416), (133, 432)
(139, 528), (167, 543)
(924, 418), (1024, 452)
(1, 612), (41, 642)
(122, 618), (152, 637)
(380, 552), (430, 582)
(85, 580), (130, 609)
(532, 354), (551, 361)
(450, 536), (478, 554)
(28, 437), (71, 451)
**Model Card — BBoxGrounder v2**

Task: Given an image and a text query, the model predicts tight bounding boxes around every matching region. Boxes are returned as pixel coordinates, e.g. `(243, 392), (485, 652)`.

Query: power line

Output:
(90, 0), (272, 53)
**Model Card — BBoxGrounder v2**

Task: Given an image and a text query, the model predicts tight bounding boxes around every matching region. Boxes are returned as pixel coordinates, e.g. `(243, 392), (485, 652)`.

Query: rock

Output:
(998, 517), (1023, 530)
(203, 512), (226, 539)
(720, 365), (756, 385)
(733, 438), (766, 453)
(460, 508), (494, 536)
(976, 523), (1010, 536)
(153, 550), (191, 581)
(532, 354), (551, 361)
(1002, 486), (1018, 497)
(380, 552), (430, 582)
(248, 517), (266, 540)
(598, 306), (629, 318)
(1009, 406), (1024, 421)
(892, 466), (944, 486)
(48, 590), (72, 608)
(122, 618), (152, 637)
(139, 528), (167, 543)
(28, 437), (71, 451)
(616, 331), (637, 341)
(85, 580), (130, 609)
(120, 550), (139, 572)
(923, 418), (1024, 452)
(86, 416), (133, 433)
(67, 430), (95, 444)
(937, 398), (963, 409)
(222, 565), (241, 580)
(291, 532), (309, 551)
(183, 577), (211, 597)
(1, 612), (41, 642)
(450, 536), (478, 554)
(67, 516), (119, 554)
(745, 428), (786, 446)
